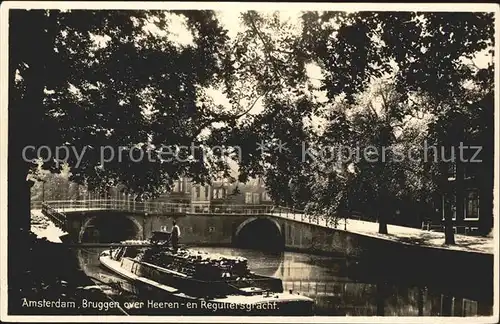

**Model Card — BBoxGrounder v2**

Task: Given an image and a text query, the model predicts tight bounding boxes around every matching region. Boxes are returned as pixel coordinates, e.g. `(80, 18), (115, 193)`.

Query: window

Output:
(179, 180), (184, 192)
(245, 192), (261, 204)
(195, 186), (200, 199)
(212, 188), (225, 199)
(173, 181), (179, 192)
(464, 163), (478, 179)
(90, 228), (99, 241)
(442, 194), (456, 221)
(262, 192), (271, 201)
(464, 190), (480, 220)
(205, 186), (210, 199)
(123, 247), (139, 258)
(447, 162), (456, 178)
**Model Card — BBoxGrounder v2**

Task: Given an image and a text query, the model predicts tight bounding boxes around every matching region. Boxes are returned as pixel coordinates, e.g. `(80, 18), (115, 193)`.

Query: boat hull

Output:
(99, 253), (314, 315)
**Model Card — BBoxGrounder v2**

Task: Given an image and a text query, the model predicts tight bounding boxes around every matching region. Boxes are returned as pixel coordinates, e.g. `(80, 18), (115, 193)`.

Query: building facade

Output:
(437, 161), (493, 235)
(435, 95), (494, 236)
(190, 176), (274, 213)
(152, 176), (274, 213)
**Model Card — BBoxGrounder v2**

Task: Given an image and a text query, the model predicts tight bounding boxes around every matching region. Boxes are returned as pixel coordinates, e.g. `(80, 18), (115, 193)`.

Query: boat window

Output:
(113, 247), (126, 260)
(123, 247), (139, 258)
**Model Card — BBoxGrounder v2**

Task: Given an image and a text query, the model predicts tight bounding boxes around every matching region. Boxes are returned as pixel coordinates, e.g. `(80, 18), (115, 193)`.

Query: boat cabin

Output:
(106, 245), (284, 298)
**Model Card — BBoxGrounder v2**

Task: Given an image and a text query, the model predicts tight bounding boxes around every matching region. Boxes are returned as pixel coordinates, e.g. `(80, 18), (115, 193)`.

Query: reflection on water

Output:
(77, 246), (491, 316)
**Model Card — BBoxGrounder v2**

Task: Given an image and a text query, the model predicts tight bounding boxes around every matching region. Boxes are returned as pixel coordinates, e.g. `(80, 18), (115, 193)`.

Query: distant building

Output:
(437, 161), (492, 235)
(148, 176), (274, 213)
(165, 178), (192, 205)
(191, 183), (213, 212)
(190, 176), (274, 213)
(435, 96), (493, 236)
(240, 177), (274, 206)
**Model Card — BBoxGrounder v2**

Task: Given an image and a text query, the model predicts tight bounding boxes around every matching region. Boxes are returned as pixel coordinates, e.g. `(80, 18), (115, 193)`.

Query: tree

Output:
(205, 11), (319, 208)
(214, 11), (494, 240)
(10, 9), (495, 244)
(299, 11), (494, 102)
(282, 11), (493, 238)
(10, 9), (239, 236)
(305, 82), (425, 234)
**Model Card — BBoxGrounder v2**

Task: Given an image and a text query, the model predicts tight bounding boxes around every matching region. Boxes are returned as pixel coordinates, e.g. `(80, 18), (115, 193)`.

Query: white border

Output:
(0, 1), (497, 11)
(0, 2), (499, 323)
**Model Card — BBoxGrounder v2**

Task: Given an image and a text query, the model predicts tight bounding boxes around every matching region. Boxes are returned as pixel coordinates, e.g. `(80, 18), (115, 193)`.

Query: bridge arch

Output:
(78, 214), (144, 243)
(234, 217), (284, 252)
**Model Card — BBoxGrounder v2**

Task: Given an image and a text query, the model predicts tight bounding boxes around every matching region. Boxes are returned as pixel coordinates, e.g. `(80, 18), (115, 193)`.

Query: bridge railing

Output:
(39, 199), (348, 230)
(31, 200), (44, 210)
(41, 200), (285, 215)
(40, 199), (311, 217)
(41, 202), (67, 230)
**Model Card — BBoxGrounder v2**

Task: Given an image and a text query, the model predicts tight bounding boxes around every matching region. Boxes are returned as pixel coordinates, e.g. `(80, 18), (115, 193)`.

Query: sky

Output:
(208, 11), (330, 134)
(82, 10), (494, 140)
(141, 11), (312, 121)
(160, 10), (493, 125)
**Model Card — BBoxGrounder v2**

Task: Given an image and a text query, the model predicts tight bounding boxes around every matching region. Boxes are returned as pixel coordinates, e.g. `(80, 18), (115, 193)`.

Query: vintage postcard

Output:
(0, 1), (498, 323)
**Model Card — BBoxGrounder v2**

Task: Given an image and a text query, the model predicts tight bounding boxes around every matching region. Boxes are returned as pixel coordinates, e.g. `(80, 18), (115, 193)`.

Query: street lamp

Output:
(42, 179), (46, 202)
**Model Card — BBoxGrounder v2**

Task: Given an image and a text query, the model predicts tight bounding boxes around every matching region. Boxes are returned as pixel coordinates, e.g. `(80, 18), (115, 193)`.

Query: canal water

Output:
(77, 246), (492, 316)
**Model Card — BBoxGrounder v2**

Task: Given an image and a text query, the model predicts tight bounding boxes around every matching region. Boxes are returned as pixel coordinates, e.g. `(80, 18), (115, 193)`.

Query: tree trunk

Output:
(378, 208), (388, 234)
(418, 287), (425, 316)
(444, 220), (455, 244)
(377, 185), (388, 234)
(378, 219), (388, 234)
(441, 294), (453, 316)
(441, 157), (455, 244)
(8, 163), (32, 244)
(376, 282), (387, 316)
(455, 159), (465, 232)
(8, 153), (33, 311)
(444, 194), (455, 245)
(8, 10), (50, 296)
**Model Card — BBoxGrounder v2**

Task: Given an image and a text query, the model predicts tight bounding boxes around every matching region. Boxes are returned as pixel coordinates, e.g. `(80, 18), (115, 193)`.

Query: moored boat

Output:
(98, 232), (314, 315)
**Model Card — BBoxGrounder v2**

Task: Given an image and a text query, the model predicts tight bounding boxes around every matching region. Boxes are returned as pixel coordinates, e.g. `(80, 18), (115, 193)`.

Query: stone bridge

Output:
(37, 199), (494, 299)
(39, 199), (363, 256)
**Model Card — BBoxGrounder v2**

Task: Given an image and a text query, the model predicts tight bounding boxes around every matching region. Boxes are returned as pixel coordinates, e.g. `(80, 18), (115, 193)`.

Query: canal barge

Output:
(98, 231), (314, 315)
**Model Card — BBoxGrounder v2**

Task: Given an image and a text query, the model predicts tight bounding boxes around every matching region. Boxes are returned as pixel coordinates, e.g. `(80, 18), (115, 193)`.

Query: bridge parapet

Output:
(41, 202), (67, 230)
(33, 199), (369, 233)
(40, 199), (312, 218)
(37, 199), (364, 233)
(36, 199), (372, 258)
(37, 199), (355, 232)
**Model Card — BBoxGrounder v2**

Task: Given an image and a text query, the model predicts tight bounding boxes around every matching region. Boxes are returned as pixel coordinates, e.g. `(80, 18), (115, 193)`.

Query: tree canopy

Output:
(10, 9), (495, 238)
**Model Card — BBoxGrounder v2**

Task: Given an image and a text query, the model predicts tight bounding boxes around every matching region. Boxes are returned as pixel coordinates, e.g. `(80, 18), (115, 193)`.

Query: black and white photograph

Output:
(1, 1), (498, 322)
